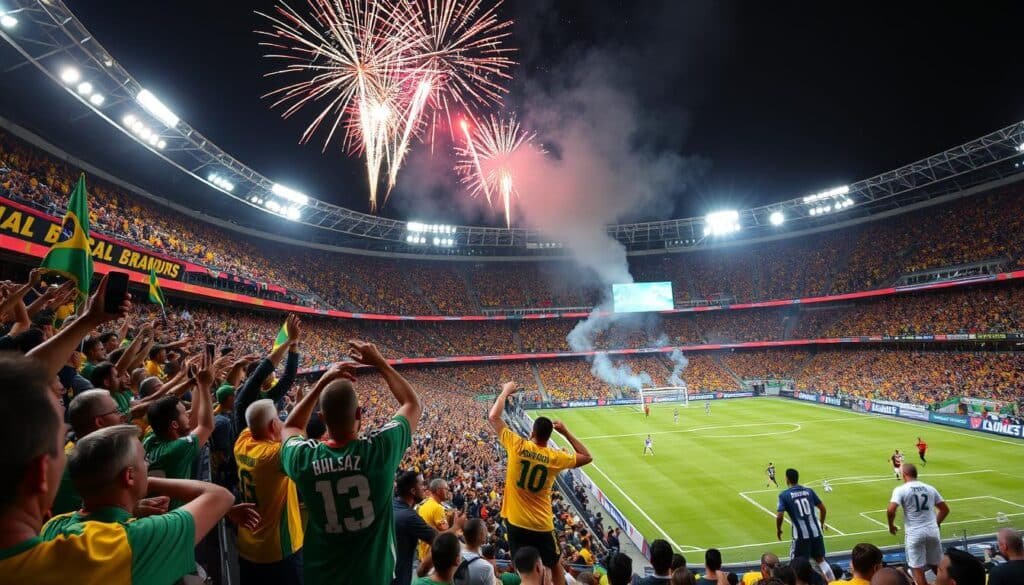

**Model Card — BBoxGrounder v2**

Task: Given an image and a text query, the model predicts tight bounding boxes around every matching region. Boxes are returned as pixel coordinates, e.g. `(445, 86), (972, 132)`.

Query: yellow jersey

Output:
(1, 506), (195, 585)
(498, 427), (576, 532)
(742, 571), (763, 585)
(143, 360), (166, 381)
(416, 496), (448, 560)
(234, 428), (304, 563)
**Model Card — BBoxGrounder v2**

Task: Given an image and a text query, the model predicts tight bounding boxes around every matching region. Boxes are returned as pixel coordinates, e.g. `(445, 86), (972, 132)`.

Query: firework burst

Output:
(258, 0), (515, 212)
(456, 114), (540, 228)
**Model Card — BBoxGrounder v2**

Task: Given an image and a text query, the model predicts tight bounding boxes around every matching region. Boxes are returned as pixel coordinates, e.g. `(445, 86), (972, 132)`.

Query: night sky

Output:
(6, 1), (1024, 226)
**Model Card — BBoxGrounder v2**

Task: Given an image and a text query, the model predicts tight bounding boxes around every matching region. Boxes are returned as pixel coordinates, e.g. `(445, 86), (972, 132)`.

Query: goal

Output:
(631, 386), (689, 412)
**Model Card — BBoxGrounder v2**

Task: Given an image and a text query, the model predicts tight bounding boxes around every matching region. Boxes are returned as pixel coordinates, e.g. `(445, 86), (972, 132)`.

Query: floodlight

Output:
(285, 207), (301, 220)
(147, 134), (158, 146)
(157, 140), (166, 149)
(139, 127), (152, 140)
(136, 88), (180, 128)
(1, 14), (17, 28)
(76, 82), (93, 95)
(266, 200), (281, 212)
(59, 67), (80, 84)
(433, 237), (440, 245)
(131, 120), (144, 132)
(1018, 143), (1024, 152)
(769, 211), (785, 226)
(704, 209), (741, 237)
(89, 93), (105, 106)
(271, 183), (309, 205)
(123, 114), (136, 126)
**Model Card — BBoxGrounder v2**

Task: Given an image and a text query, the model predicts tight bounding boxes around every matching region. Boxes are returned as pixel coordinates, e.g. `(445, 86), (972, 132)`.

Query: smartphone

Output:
(206, 342), (216, 362)
(103, 272), (130, 313)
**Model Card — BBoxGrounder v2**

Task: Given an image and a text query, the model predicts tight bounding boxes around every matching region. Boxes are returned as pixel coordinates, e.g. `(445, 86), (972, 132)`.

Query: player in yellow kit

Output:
(488, 382), (593, 585)
(235, 398), (305, 585)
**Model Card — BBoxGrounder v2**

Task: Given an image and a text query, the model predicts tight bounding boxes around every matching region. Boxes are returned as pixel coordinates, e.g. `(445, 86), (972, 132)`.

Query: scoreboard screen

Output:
(612, 282), (674, 313)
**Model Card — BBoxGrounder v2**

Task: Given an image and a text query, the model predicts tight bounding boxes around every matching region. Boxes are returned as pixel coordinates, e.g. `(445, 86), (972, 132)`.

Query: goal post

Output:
(630, 386), (689, 411)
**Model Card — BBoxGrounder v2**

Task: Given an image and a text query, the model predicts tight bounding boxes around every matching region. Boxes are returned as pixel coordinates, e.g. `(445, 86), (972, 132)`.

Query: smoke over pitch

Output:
(509, 48), (702, 390)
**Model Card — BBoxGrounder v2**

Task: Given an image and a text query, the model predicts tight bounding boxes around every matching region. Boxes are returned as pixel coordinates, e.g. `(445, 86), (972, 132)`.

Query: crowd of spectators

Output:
(796, 350), (1024, 404)
(695, 308), (788, 342)
(720, 350), (811, 380)
(6, 128), (1024, 322)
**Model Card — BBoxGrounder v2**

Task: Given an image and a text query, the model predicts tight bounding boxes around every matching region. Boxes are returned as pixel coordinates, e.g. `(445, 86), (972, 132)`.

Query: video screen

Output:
(612, 281), (674, 313)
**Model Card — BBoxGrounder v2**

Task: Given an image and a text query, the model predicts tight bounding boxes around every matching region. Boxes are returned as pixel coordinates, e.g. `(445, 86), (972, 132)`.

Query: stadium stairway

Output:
(459, 268), (485, 312)
(714, 354), (745, 389)
(530, 363), (549, 400)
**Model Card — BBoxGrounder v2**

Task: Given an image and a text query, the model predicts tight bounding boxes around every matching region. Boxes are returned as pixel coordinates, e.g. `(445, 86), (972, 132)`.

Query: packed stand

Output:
(720, 350), (811, 380)
(796, 350), (1024, 403)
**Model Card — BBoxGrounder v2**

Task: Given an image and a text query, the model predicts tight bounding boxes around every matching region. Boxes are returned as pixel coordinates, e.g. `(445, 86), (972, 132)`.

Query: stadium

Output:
(0, 1), (1021, 585)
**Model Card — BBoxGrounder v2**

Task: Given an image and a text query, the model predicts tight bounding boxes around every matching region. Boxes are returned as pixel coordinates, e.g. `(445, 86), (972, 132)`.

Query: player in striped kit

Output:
(775, 468), (836, 582)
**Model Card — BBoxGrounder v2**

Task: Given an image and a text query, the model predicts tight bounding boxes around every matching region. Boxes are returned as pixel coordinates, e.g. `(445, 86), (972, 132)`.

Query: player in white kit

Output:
(705, 400), (711, 415)
(887, 463), (950, 585)
(673, 408), (679, 424)
(643, 434), (654, 456)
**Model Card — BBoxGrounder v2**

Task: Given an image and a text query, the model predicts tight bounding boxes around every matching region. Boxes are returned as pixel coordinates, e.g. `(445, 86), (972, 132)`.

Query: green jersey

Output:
(413, 578), (451, 585)
(282, 415), (411, 585)
(143, 432), (199, 508)
(38, 506), (195, 585)
(112, 390), (134, 417)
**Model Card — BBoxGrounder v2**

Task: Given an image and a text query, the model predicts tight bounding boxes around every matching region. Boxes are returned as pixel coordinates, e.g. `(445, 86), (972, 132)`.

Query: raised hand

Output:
(347, 339), (386, 368)
(82, 273), (132, 325)
(227, 503), (262, 531)
(501, 381), (519, 396)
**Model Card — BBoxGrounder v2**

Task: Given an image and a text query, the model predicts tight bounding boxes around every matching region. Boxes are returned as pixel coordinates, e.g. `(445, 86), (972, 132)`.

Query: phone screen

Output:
(103, 272), (129, 313)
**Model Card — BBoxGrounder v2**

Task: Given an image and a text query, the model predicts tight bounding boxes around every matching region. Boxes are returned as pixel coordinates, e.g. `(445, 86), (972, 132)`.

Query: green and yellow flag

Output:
(272, 319), (290, 351)
(148, 267), (166, 307)
(41, 174), (93, 304)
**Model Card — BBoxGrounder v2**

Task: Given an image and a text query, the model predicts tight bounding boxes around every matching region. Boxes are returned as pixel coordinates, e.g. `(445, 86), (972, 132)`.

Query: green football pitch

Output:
(531, 398), (1024, 563)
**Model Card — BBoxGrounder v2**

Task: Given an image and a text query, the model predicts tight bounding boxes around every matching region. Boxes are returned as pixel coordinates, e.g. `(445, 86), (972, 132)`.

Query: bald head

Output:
(319, 379), (360, 437)
(998, 528), (1023, 558)
(901, 463), (918, 480)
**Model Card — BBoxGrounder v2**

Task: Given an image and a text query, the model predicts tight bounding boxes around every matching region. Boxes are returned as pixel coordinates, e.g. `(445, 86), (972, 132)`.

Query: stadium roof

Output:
(2, 0), (1024, 257)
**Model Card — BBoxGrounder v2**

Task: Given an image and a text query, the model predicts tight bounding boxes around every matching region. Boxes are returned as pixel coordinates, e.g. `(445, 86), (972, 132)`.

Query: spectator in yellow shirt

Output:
(742, 553), (779, 585)
(416, 479), (450, 561)
(829, 543), (882, 585)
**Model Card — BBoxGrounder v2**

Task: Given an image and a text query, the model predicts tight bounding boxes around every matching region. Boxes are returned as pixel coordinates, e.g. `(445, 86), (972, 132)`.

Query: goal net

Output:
(630, 386), (689, 411)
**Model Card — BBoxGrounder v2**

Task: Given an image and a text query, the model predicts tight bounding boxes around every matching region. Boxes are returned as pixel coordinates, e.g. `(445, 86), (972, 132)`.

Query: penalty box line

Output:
(860, 495), (1024, 528)
(737, 491), (848, 536)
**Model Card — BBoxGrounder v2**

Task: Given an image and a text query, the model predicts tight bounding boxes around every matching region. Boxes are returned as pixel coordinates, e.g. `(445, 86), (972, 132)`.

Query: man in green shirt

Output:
(413, 533), (461, 585)
(143, 356), (215, 489)
(41, 424), (234, 585)
(281, 340), (422, 585)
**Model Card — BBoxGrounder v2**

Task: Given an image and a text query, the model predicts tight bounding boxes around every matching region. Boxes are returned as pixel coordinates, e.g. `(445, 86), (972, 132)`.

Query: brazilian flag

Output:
(41, 174), (93, 304)
(148, 267), (166, 307)
(272, 319), (289, 351)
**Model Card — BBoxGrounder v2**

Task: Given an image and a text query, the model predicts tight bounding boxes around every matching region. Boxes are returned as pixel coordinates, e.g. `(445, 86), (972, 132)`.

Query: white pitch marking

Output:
(739, 491), (847, 535)
(859, 511), (889, 528)
(769, 398), (1024, 448)
(578, 416), (854, 440)
(587, 463), (699, 554)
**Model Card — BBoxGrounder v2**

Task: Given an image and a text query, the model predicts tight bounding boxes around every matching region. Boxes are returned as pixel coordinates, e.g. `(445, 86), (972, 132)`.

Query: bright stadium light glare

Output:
(0, 14), (17, 29)
(59, 66), (80, 84)
(1018, 143), (1024, 152)
(802, 185), (849, 204)
(76, 82), (93, 95)
(157, 140), (166, 149)
(704, 209), (741, 237)
(285, 207), (301, 220)
(89, 93), (105, 106)
(131, 120), (144, 132)
(123, 114), (136, 126)
(136, 88), (180, 128)
(769, 211), (785, 226)
(139, 127), (152, 140)
(271, 183), (309, 205)
(147, 134), (158, 146)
